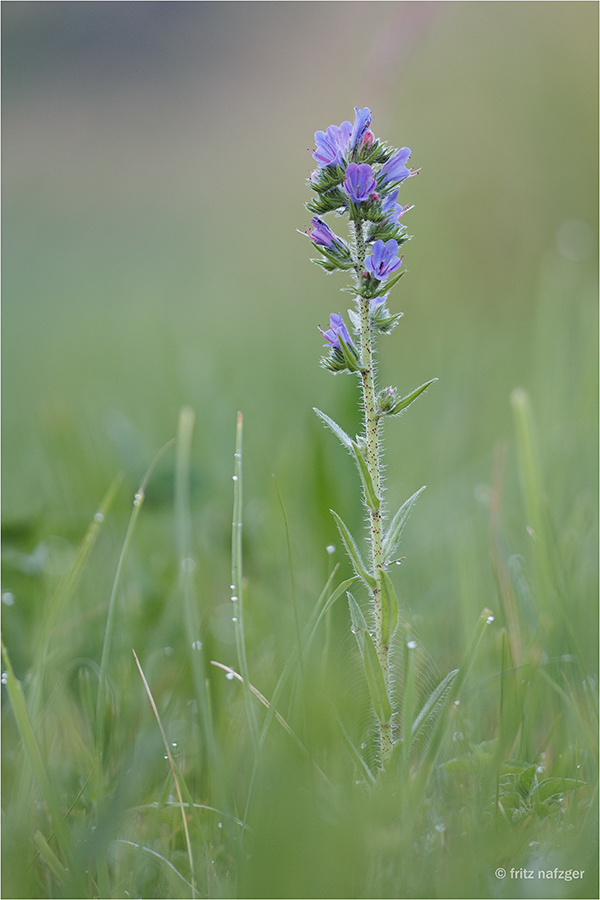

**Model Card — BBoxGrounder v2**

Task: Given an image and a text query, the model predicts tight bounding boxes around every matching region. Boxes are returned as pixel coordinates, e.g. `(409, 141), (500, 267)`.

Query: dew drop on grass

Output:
(2, 592), (15, 606)
(94, 512), (104, 523)
(1, 672), (7, 684)
(133, 492), (143, 506)
(326, 544), (335, 555)
(407, 640), (417, 650)
(454, 700), (460, 707)
(230, 584), (236, 590)
(191, 641), (202, 651)
(486, 614), (495, 624)
(181, 557), (196, 572)
(232, 617), (238, 623)
(232, 475), (238, 481)
(164, 647), (174, 656)
(231, 595), (238, 602)
(225, 672), (235, 681)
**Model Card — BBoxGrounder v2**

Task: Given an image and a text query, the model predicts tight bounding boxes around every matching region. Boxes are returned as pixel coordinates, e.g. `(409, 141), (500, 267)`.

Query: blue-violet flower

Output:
(381, 190), (412, 226)
(365, 239), (402, 281)
(313, 122), (353, 168)
(350, 107), (372, 150)
(380, 147), (412, 184)
(320, 312), (356, 352)
(344, 163), (376, 204)
(309, 216), (343, 249)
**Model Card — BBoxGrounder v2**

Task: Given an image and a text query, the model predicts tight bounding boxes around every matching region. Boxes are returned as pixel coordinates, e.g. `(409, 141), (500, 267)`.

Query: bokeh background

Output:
(2, 3), (598, 898)
(3, 0), (597, 661)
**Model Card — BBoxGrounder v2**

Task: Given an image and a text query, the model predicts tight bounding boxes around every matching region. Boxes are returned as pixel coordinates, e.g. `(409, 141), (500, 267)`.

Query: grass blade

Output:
(132, 649), (196, 898)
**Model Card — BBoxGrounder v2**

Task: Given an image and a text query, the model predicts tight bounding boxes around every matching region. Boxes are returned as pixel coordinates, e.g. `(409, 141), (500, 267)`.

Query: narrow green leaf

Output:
(347, 593), (391, 723)
(348, 591), (369, 640)
(330, 509), (377, 589)
(383, 486), (426, 561)
(391, 379), (438, 416)
(351, 441), (381, 511)
(313, 407), (353, 452)
(363, 631), (393, 724)
(1, 642), (72, 868)
(379, 569), (399, 645)
(411, 668), (458, 743)
(337, 332), (361, 372)
(33, 831), (70, 888)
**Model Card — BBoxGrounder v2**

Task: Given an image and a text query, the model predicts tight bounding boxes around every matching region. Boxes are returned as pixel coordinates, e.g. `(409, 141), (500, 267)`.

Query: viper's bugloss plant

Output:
(305, 107), (437, 764)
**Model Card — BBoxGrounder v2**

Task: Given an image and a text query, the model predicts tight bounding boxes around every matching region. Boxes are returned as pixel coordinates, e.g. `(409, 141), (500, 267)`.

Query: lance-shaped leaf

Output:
(330, 509), (376, 589)
(410, 668), (458, 745)
(348, 593), (392, 724)
(388, 379), (438, 417)
(313, 407), (353, 453)
(383, 485), (426, 561)
(337, 331), (362, 372)
(379, 569), (399, 645)
(351, 441), (381, 511)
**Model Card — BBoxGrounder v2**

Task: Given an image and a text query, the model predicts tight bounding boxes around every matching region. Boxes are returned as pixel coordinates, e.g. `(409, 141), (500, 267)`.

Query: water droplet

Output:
(164, 755), (168, 760)
(1, 672), (8, 684)
(172, 742), (177, 748)
(454, 700), (460, 707)
(2, 592), (15, 606)
(326, 544), (335, 555)
(536, 765), (544, 773)
(133, 492), (143, 506)
(191, 641), (202, 650)
(94, 512), (104, 523)
(361, 742), (367, 750)
(230, 584), (236, 590)
(231, 595), (238, 602)
(225, 672), (235, 681)
(234, 451), (241, 458)
(407, 640), (417, 650)
(181, 557), (196, 572)
(218, 822), (223, 828)
(232, 617), (238, 623)
(395, 560), (401, 565)
(486, 615), (495, 625)
(232, 475), (238, 481)
(164, 646), (174, 656)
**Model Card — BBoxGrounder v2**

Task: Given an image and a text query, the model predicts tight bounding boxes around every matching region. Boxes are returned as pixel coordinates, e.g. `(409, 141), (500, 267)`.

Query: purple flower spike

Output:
(350, 107), (372, 149)
(381, 147), (412, 184)
(365, 240), (402, 281)
(320, 312), (356, 352)
(344, 163), (376, 204)
(313, 121), (352, 168)
(310, 216), (341, 249)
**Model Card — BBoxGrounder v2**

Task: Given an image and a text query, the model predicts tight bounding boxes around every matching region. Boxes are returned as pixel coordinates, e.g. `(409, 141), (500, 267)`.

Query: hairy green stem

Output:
(354, 219), (392, 764)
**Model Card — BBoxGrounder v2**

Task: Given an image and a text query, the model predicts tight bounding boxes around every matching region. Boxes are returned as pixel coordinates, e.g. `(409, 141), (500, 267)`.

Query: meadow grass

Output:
(2, 7), (597, 897)
(2, 358), (597, 897)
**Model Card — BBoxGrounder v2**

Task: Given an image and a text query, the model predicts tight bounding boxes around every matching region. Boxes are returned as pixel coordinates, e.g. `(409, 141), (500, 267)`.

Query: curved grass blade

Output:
(390, 379), (438, 417)
(133, 650), (196, 898)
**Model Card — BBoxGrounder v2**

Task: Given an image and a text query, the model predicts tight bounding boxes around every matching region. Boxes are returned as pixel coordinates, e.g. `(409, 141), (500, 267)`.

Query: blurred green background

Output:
(1, 3), (598, 897)
(3, 0), (597, 656)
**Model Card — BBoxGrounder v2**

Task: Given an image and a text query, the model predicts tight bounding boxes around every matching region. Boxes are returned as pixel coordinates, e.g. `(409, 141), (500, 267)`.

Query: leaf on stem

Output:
(379, 569), (399, 645)
(313, 407), (353, 453)
(348, 593), (392, 724)
(351, 441), (381, 511)
(330, 509), (377, 589)
(383, 485), (426, 561)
